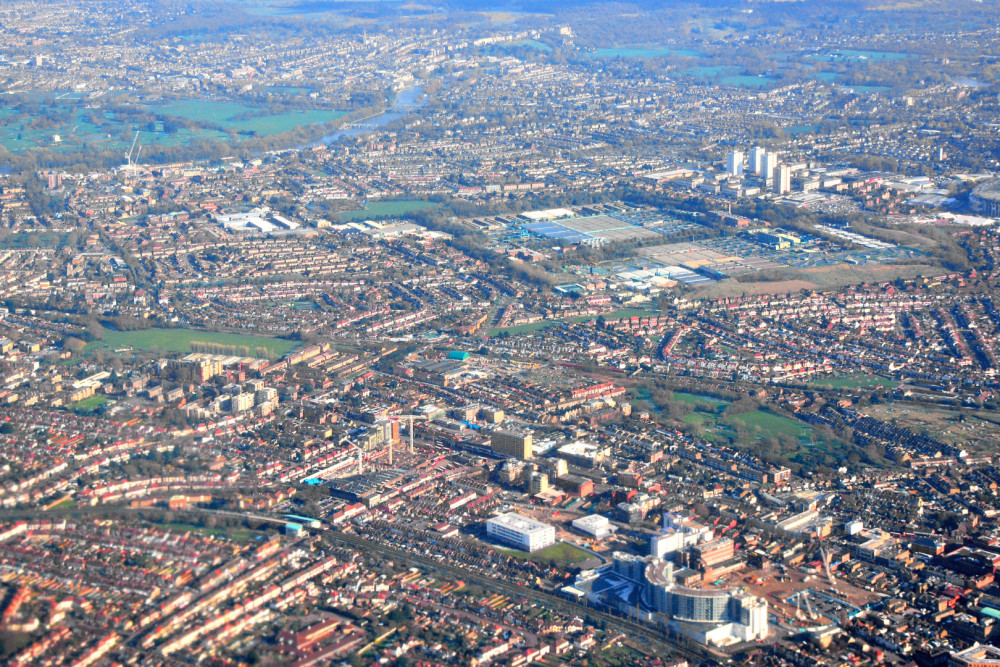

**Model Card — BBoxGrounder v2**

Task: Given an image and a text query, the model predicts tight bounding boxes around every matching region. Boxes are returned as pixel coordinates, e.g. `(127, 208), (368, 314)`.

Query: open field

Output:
(864, 404), (1000, 453)
(495, 542), (592, 566)
(809, 373), (897, 389)
(730, 410), (814, 439)
(693, 263), (941, 298)
(488, 321), (555, 337)
(72, 395), (110, 413)
(598, 308), (661, 320)
(589, 46), (703, 59)
(682, 413), (709, 426)
(0, 232), (72, 249)
(157, 100), (346, 136)
(679, 403), (813, 442)
(87, 328), (299, 358)
(477, 11), (518, 22)
(336, 199), (437, 221)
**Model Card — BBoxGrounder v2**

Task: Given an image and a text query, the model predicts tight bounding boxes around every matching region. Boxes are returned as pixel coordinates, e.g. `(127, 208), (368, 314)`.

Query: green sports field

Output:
(730, 410), (814, 439)
(87, 328), (299, 358)
(495, 542), (592, 566)
(336, 200), (437, 222)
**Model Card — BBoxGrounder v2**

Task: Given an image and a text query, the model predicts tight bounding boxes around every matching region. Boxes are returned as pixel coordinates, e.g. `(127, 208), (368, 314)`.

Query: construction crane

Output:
(819, 543), (838, 594)
(124, 131), (139, 169)
(341, 438), (364, 475)
(387, 414), (430, 454)
(794, 590), (818, 621)
(804, 592), (818, 621)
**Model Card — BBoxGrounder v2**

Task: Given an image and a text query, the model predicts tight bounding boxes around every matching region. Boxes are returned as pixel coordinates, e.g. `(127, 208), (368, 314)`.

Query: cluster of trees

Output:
(189, 341), (277, 359)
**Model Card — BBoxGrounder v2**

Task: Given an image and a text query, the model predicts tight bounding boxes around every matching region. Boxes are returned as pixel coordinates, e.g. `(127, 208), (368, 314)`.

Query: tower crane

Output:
(387, 414), (430, 454)
(820, 543), (838, 594)
(124, 131), (140, 174)
(341, 438), (364, 475)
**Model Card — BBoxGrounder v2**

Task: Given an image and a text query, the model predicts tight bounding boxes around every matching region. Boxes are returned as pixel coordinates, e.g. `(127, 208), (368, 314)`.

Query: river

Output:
(306, 85), (426, 147)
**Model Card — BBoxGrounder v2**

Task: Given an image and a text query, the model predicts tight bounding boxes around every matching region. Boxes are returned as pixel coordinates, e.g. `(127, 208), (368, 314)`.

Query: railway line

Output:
(0, 506), (716, 662)
(321, 528), (711, 664)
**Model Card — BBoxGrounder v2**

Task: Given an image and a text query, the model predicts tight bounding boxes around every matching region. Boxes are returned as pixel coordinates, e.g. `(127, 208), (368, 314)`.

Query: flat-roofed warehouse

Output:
(572, 514), (611, 539)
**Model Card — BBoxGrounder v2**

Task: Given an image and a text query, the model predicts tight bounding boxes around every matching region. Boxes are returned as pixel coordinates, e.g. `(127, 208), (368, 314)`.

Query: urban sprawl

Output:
(2, 1), (1000, 666)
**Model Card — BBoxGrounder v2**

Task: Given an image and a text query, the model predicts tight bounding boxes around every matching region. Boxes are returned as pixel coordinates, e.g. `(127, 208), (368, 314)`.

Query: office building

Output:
(486, 512), (555, 552)
(651, 514), (713, 558)
(556, 441), (607, 467)
(490, 429), (533, 459)
(729, 593), (769, 641)
(569, 555), (769, 645)
(546, 458), (569, 478)
(693, 537), (735, 569)
(645, 560), (769, 643)
(479, 407), (505, 424)
(613, 552), (651, 581)
(528, 472), (549, 495)
(231, 392), (256, 413)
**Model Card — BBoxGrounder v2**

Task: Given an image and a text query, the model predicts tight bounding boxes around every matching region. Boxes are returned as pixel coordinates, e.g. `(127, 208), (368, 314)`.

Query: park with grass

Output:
(158, 522), (262, 542)
(640, 385), (828, 461)
(685, 403), (815, 445)
(157, 100), (347, 137)
(86, 328), (300, 359)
